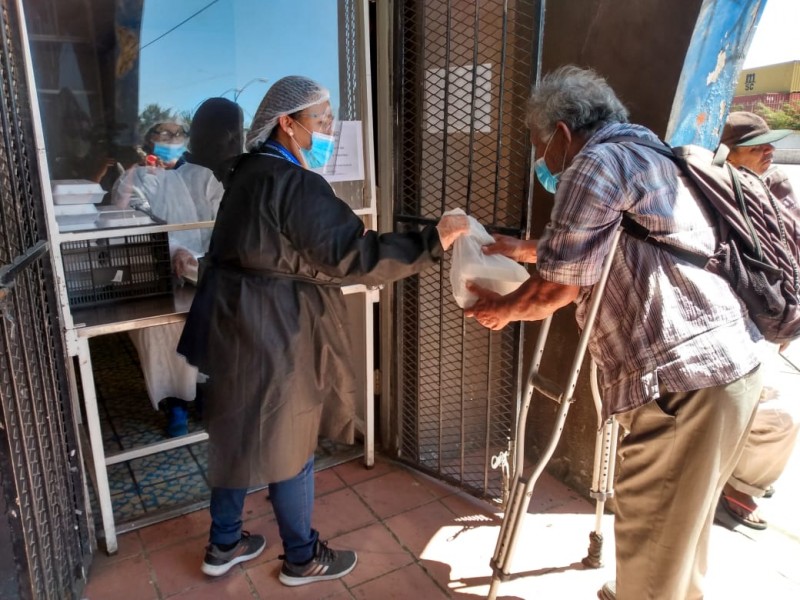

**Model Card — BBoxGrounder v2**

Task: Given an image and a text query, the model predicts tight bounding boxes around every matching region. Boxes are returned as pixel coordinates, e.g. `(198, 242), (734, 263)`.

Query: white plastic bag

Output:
(446, 208), (530, 308)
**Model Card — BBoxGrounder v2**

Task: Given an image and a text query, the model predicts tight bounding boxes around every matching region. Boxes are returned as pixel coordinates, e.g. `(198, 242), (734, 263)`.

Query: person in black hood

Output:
(175, 97), (244, 177)
(172, 97), (244, 276)
(127, 98), (244, 437)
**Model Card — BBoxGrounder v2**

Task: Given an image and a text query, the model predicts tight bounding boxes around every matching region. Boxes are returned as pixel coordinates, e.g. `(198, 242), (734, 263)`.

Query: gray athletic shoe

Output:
(279, 539), (357, 586)
(201, 531), (266, 577)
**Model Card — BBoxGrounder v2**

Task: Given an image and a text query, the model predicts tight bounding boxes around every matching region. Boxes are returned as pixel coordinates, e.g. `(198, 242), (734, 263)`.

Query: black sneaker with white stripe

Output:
(278, 539), (357, 586)
(201, 531), (266, 577)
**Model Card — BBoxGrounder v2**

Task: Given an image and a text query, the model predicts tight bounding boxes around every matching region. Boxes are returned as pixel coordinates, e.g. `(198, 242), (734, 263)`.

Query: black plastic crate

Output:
(61, 232), (173, 308)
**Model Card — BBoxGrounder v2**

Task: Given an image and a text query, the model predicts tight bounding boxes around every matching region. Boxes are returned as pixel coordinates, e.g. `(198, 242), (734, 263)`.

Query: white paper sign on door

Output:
(313, 120), (365, 183)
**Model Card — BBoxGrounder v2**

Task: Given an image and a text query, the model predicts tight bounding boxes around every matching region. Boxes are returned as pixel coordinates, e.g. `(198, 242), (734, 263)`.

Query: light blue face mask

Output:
(301, 131), (336, 169)
(533, 127), (565, 194)
(534, 158), (560, 194)
(152, 142), (186, 164)
(294, 120), (336, 169)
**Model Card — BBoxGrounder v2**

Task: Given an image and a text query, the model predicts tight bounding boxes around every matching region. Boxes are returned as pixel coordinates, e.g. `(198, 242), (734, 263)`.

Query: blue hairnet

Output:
(246, 76), (330, 150)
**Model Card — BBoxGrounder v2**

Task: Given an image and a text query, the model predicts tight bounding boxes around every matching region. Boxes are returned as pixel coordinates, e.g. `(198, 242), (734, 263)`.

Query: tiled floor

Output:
(89, 333), (209, 522)
(88, 333), (358, 526)
(82, 455), (584, 600)
(81, 335), (800, 599)
(81, 447), (800, 600)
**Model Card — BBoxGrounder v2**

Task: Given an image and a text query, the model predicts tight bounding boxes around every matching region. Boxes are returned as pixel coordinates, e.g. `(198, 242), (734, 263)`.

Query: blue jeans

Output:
(209, 455), (318, 564)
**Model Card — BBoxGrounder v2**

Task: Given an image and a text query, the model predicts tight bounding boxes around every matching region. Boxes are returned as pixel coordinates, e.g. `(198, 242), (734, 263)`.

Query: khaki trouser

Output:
(613, 368), (762, 600)
(729, 343), (800, 497)
(728, 397), (800, 496)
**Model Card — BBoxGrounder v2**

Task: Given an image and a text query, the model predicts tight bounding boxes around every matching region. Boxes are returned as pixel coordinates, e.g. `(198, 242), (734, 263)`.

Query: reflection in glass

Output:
(24, 0), (363, 211)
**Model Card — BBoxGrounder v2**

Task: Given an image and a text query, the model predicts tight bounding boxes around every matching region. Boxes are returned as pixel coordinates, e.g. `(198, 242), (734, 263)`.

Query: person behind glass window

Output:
(176, 75), (468, 582)
(142, 120), (189, 168)
(111, 118), (200, 232)
(121, 104), (242, 437)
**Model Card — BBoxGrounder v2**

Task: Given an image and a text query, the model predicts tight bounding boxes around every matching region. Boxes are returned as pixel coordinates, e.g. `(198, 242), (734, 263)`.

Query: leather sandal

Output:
(719, 494), (768, 530)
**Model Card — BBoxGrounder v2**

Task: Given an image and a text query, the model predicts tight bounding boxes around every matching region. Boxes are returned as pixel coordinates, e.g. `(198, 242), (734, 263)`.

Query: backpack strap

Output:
(606, 135), (711, 268)
(620, 213), (709, 268)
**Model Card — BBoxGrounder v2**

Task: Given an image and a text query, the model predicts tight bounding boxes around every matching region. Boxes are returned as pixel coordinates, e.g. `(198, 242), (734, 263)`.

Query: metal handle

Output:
(0, 240), (49, 301)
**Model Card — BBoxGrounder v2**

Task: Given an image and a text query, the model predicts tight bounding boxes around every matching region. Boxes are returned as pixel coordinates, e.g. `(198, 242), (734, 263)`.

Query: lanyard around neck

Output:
(260, 140), (300, 166)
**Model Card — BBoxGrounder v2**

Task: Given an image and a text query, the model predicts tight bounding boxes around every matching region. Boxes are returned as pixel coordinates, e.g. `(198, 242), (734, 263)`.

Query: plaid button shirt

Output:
(536, 123), (760, 418)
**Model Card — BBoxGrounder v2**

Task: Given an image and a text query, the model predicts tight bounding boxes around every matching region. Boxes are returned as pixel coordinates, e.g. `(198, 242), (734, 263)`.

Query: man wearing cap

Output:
(721, 110), (791, 172)
(717, 111), (800, 530)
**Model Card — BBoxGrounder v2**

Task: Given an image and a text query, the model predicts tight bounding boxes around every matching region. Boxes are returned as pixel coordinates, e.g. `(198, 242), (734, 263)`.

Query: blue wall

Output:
(666, 0), (767, 149)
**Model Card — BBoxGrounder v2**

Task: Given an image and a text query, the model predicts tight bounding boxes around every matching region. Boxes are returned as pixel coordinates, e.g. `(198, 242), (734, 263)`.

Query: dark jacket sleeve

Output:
(279, 170), (443, 286)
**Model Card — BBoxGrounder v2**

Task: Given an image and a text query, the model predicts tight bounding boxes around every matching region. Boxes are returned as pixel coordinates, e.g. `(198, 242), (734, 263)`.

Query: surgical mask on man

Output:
(534, 158), (560, 194)
(293, 120), (336, 169)
(152, 142), (186, 164)
(533, 128), (566, 194)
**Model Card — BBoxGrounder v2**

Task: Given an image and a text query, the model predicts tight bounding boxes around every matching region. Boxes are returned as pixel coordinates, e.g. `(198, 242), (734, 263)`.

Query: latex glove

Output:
(436, 214), (470, 251)
(482, 234), (538, 263)
(172, 247), (198, 280)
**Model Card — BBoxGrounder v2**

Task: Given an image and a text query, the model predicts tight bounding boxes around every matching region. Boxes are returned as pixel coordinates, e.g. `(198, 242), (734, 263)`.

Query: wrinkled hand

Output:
(436, 214), (470, 251)
(482, 234), (538, 263)
(464, 281), (513, 330)
(172, 247), (198, 280)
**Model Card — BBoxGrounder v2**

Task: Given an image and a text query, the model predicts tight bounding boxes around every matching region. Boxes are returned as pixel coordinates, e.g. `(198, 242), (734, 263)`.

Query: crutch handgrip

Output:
(530, 373), (564, 403)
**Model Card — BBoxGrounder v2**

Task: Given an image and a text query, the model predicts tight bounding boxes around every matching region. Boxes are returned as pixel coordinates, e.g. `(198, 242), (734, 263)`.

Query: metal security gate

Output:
(390, 0), (543, 501)
(0, 0), (91, 597)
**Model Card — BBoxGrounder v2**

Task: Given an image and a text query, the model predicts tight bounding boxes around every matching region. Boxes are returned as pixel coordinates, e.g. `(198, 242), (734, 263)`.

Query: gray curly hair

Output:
(246, 75), (330, 150)
(527, 65), (629, 141)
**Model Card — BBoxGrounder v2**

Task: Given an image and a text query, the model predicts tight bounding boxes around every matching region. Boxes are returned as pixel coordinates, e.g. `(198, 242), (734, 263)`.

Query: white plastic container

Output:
(95, 206), (155, 228)
(54, 203), (99, 231)
(51, 179), (105, 205)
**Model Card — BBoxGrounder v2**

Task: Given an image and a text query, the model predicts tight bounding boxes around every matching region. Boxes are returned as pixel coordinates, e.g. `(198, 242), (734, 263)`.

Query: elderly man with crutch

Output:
(467, 66), (762, 600)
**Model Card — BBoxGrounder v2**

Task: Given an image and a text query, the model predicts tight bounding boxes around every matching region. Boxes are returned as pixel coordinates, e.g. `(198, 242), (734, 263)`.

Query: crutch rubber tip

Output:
(581, 531), (604, 569)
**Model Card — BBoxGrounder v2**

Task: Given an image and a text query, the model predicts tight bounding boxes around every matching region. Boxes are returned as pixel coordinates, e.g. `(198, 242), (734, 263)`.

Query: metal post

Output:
(76, 338), (117, 554)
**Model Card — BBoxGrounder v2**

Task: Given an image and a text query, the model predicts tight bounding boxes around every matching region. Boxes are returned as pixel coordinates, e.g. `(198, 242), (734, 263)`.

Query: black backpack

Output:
(609, 136), (800, 344)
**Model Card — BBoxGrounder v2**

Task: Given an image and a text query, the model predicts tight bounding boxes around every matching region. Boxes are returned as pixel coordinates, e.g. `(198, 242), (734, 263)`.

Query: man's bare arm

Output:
(464, 274), (580, 330)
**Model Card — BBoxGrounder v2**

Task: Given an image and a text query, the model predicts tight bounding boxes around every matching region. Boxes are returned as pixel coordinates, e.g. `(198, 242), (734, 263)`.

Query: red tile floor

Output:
(82, 340), (800, 599)
(83, 448), (800, 600)
(82, 455), (594, 600)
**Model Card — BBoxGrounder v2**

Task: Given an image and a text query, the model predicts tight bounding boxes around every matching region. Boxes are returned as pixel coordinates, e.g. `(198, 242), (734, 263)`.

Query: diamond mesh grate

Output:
(0, 1), (90, 598)
(393, 0), (541, 502)
(341, 0), (358, 121)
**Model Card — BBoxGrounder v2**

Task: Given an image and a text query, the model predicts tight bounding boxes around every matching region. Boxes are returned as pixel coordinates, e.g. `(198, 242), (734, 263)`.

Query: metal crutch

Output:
(487, 227), (622, 600)
(581, 360), (619, 569)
